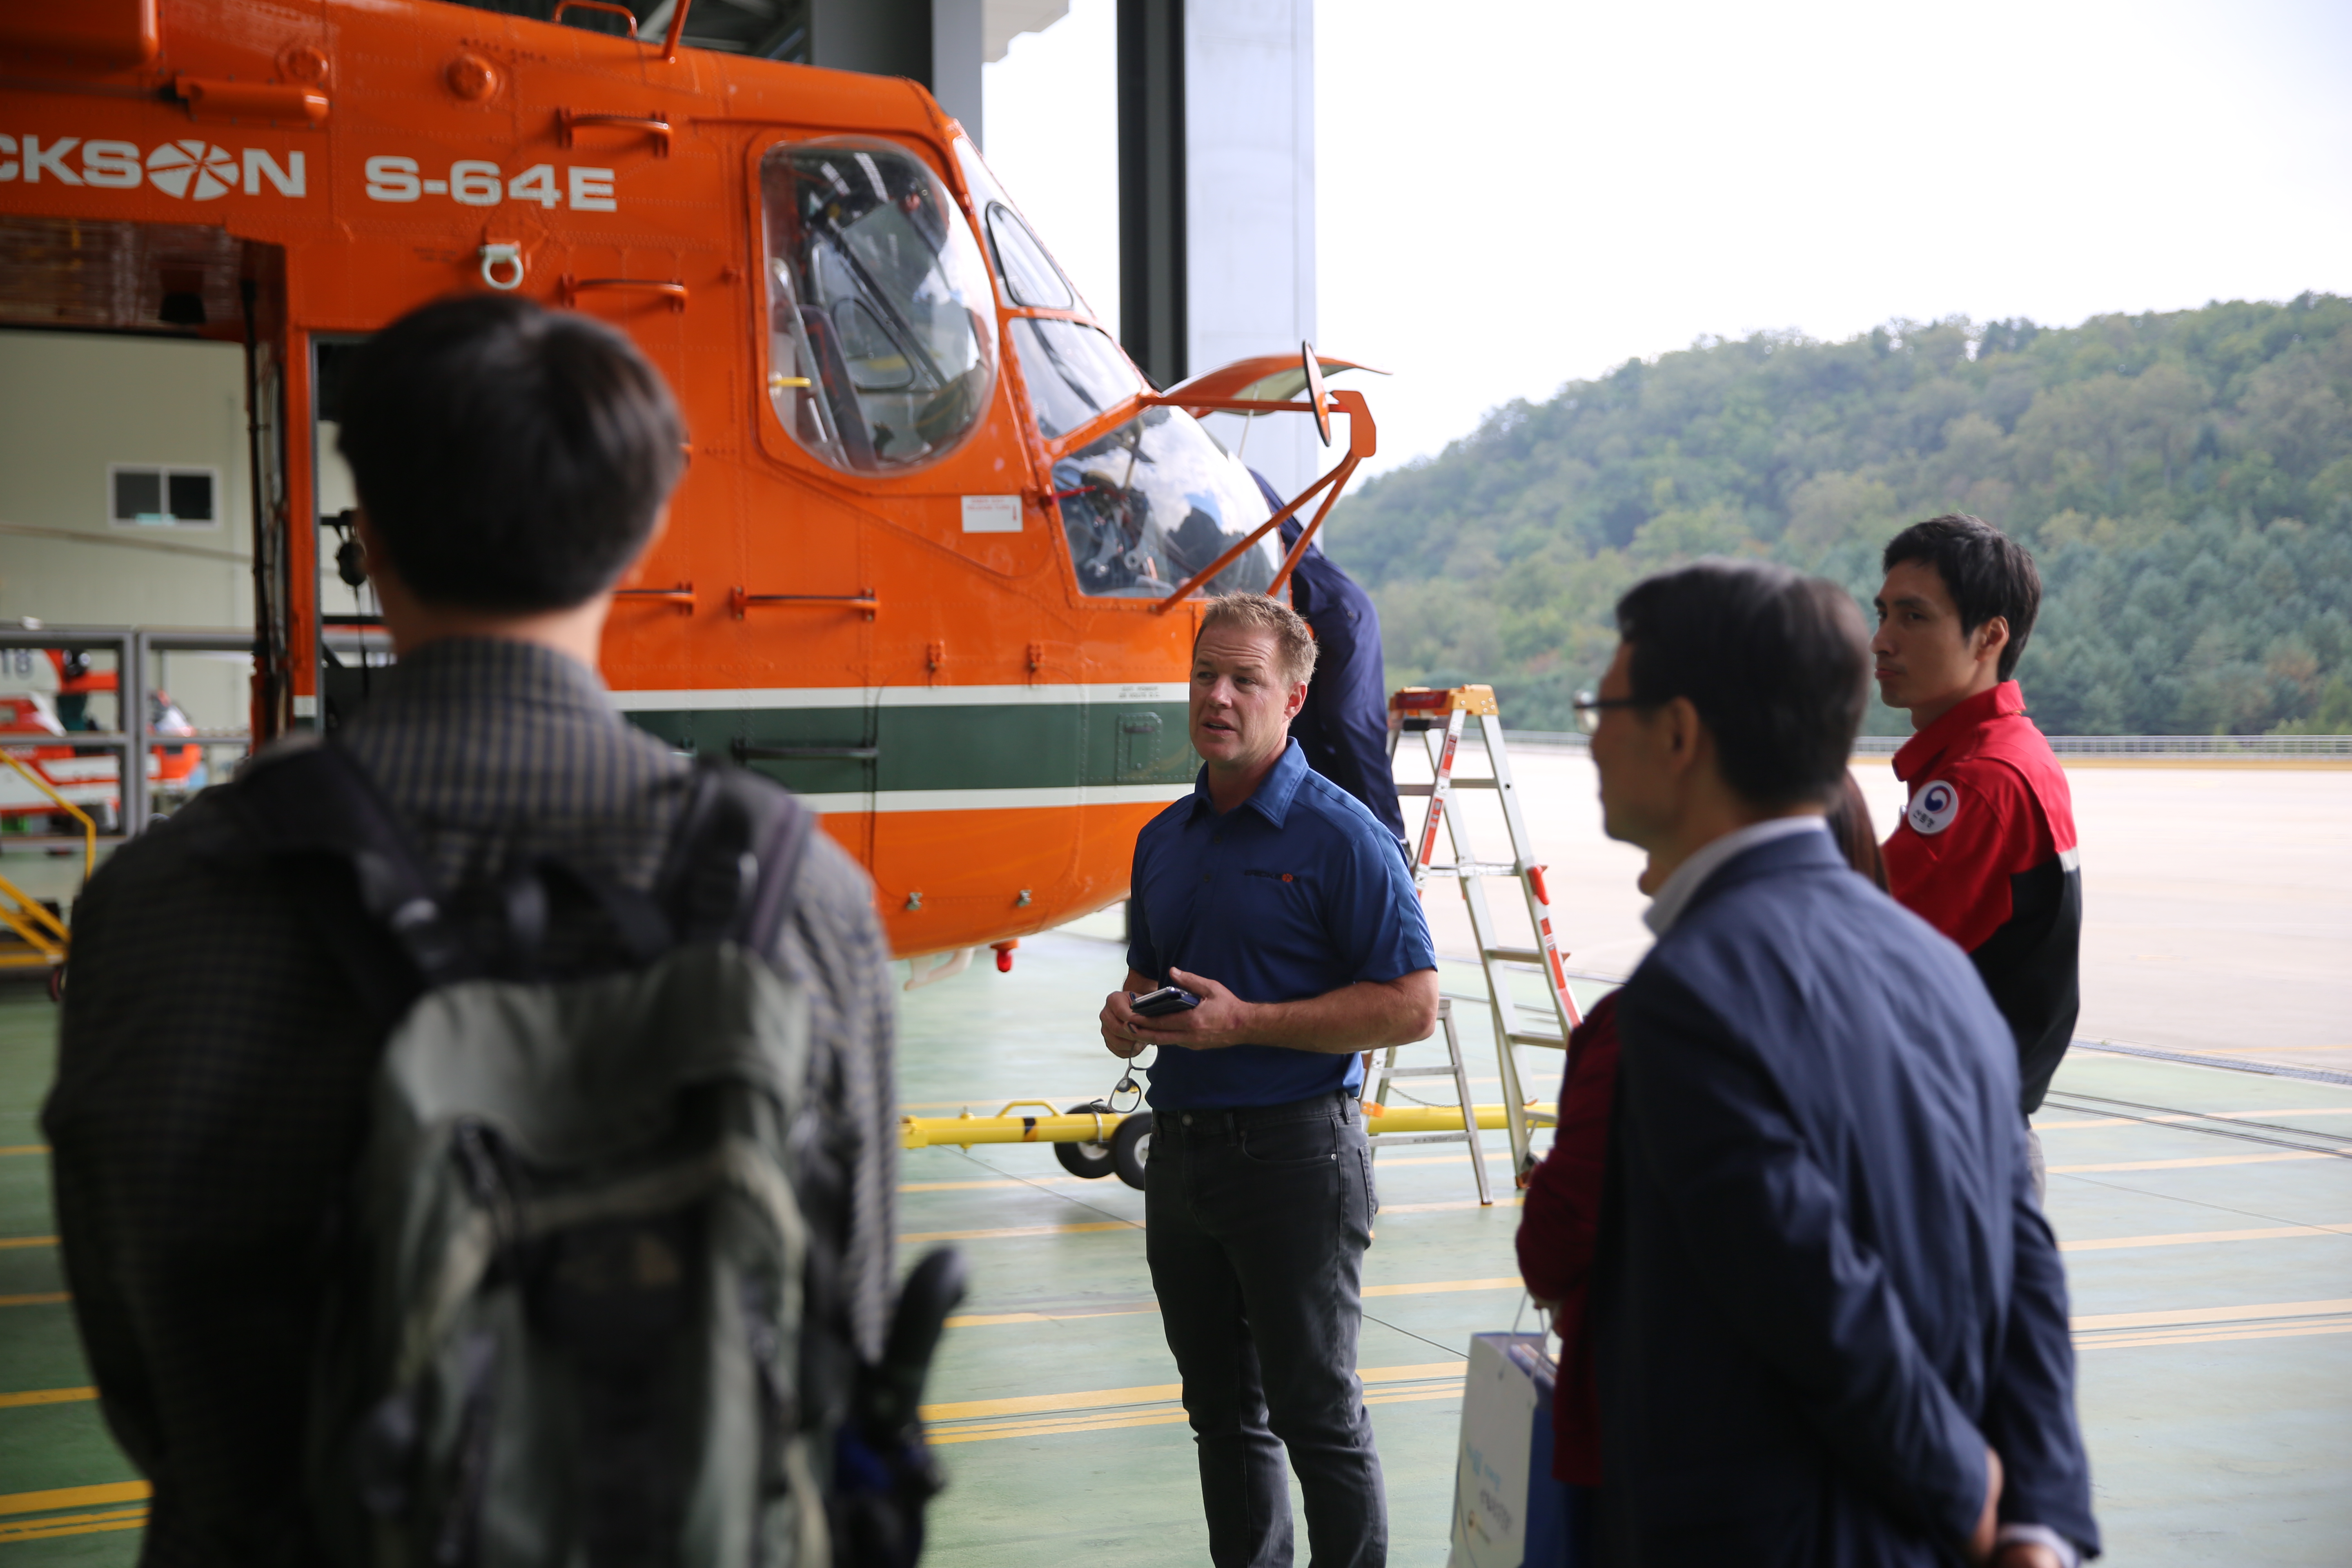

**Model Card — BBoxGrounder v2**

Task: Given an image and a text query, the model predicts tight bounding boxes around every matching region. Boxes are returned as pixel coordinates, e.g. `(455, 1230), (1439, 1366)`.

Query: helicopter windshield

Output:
(1012, 317), (1278, 599)
(954, 138), (1088, 316)
(762, 140), (998, 473)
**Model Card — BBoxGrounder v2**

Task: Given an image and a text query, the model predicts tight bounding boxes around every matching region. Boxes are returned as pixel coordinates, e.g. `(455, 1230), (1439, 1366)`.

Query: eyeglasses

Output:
(1571, 689), (1651, 735)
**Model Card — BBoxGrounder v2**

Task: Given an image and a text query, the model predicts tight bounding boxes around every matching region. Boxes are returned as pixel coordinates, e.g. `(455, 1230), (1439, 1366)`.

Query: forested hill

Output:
(1323, 294), (2352, 734)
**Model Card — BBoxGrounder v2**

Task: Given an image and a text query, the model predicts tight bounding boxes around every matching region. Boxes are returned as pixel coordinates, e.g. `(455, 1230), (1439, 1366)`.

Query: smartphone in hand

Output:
(1130, 984), (1201, 1018)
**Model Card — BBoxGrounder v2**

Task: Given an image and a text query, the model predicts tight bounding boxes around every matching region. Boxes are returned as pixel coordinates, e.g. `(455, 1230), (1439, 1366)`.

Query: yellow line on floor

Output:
(899, 1082), (1513, 1114)
(2079, 1319), (2352, 1350)
(2036, 1106), (2352, 1130)
(928, 1304), (2352, 1444)
(0, 1236), (57, 1251)
(1363, 1277), (1523, 1297)
(2051, 1151), (2339, 1174)
(936, 1316), (2352, 1445)
(0, 1508), (148, 1544)
(1373, 1152), (1517, 1167)
(898, 1220), (1138, 1245)
(929, 1382), (1466, 1445)
(0, 1293), (68, 1307)
(1363, 1385), (1463, 1407)
(929, 1305), (2352, 1444)
(0, 1145), (47, 1158)
(0, 1482), (150, 1517)
(2062, 1223), (2352, 1252)
(0, 1386), (94, 1410)
(910, 1202), (2352, 1256)
(924, 1378), (1177, 1423)
(946, 1305), (1158, 1328)
(2153, 1043), (2352, 1056)
(922, 1360), (1464, 1425)
(940, 1225), (2352, 1329)
(944, 1276), (1525, 1329)
(2071, 1296), (2352, 1332)
(931, 1408), (1189, 1444)
(901, 1149), (1520, 1191)
(1381, 1196), (1525, 1214)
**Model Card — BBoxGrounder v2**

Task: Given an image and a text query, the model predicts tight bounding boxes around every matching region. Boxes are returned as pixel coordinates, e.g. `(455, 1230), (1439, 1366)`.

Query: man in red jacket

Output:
(1872, 515), (2081, 1200)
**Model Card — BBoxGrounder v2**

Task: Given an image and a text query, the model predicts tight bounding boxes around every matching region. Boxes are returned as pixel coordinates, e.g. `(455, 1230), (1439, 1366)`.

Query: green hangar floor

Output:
(1, 759), (2348, 1561)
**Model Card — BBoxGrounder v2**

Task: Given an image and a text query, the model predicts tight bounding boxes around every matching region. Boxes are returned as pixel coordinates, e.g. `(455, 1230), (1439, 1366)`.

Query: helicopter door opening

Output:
(0, 216), (286, 817)
(310, 335), (388, 731)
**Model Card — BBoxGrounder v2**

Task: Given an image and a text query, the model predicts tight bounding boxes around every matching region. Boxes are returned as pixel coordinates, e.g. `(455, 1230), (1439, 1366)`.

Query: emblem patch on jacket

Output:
(1907, 780), (1960, 836)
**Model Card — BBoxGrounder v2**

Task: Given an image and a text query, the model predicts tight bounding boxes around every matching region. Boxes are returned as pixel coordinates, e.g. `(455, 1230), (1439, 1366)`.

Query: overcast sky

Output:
(984, 0), (2352, 475)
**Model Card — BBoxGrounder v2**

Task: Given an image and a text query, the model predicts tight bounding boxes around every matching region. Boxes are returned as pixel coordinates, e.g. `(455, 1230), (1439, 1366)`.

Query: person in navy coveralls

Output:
(1100, 592), (1439, 1568)
(1579, 561), (2097, 1568)
(1250, 468), (1410, 849)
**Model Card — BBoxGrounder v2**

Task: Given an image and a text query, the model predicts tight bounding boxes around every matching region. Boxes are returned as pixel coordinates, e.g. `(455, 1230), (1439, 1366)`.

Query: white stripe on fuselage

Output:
(792, 783), (1192, 815)
(617, 683), (1189, 713)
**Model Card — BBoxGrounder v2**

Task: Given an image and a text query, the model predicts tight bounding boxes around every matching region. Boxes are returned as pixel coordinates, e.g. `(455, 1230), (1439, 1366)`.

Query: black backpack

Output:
(225, 741), (962, 1568)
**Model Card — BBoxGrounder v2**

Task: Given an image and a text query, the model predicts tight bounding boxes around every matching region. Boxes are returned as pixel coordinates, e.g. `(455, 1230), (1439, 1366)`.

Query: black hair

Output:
(1614, 559), (1871, 811)
(1881, 514), (2041, 682)
(337, 294), (684, 612)
(1823, 772), (1889, 891)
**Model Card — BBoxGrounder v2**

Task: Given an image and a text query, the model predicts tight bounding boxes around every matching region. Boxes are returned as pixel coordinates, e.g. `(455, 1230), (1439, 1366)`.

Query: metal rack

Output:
(0, 623), (256, 841)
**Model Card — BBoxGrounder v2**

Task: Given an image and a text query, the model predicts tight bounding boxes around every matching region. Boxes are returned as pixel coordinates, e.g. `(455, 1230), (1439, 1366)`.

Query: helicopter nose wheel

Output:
(1052, 1102), (1118, 1180)
(1111, 1113), (1152, 1191)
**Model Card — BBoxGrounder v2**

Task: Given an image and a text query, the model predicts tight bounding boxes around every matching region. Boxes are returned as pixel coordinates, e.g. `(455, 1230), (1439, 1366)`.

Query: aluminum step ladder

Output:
(1365, 997), (1492, 1204)
(1385, 684), (1583, 1180)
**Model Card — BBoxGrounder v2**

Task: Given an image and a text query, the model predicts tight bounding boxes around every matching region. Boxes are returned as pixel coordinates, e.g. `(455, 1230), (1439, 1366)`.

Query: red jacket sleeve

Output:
(1884, 757), (2043, 955)
(1517, 991), (1621, 1303)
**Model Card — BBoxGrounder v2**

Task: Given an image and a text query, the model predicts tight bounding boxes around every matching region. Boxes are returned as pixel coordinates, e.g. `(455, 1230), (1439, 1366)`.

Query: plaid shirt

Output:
(45, 638), (898, 1566)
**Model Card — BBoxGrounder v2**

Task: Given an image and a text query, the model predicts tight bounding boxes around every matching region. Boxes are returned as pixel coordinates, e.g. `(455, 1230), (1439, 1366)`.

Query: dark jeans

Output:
(1145, 1091), (1385, 1568)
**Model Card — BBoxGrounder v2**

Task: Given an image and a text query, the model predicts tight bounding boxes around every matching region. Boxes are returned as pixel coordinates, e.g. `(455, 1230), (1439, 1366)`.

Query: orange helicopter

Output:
(0, 0), (1382, 960)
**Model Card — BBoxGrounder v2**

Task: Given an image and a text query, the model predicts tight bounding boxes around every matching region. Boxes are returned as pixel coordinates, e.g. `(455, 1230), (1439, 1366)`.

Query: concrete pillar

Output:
(932, 0), (986, 142)
(1118, 0), (1188, 391)
(1107, 0), (1321, 492)
(810, 0), (931, 81)
(938, 1), (1073, 148)
(1184, 0), (1316, 499)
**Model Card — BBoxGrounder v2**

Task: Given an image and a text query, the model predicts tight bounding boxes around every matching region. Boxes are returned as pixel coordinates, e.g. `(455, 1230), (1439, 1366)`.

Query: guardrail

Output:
(1, 623), (256, 840)
(1506, 731), (2351, 759)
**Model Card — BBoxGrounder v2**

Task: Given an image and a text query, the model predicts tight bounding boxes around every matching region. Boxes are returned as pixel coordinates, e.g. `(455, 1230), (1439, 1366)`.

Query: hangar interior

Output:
(1, 3), (2348, 1565)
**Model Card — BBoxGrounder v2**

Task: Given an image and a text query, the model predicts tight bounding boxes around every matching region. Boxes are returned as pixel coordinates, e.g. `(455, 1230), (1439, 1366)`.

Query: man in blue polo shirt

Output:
(1100, 592), (1439, 1568)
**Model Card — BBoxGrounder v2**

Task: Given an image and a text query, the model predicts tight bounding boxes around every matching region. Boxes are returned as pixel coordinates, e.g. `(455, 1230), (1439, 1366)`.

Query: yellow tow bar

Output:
(1361, 1100), (1553, 1134)
(900, 1102), (1128, 1151)
(898, 1099), (1552, 1150)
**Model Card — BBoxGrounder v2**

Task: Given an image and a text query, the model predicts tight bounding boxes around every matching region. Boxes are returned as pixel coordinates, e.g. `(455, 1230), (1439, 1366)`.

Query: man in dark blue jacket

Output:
(1577, 560), (2096, 1567)
(1252, 470), (1408, 849)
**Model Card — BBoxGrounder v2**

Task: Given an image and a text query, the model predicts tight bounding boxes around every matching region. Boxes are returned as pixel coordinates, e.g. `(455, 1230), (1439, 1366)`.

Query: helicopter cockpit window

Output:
(1012, 317), (1279, 599)
(762, 140), (998, 473)
(985, 204), (1074, 310)
(1012, 316), (1143, 438)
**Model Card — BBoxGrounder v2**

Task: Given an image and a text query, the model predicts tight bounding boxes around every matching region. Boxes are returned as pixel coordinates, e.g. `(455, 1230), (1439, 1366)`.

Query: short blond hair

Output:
(1196, 592), (1318, 687)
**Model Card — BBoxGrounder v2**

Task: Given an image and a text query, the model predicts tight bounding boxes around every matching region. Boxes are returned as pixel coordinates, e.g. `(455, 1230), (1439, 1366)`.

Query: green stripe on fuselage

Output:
(621, 701), (1200, 796)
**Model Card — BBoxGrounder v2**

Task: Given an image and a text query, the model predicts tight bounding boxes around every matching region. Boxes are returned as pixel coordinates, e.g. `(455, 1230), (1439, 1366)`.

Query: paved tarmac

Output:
(1407, 744), (2352, 1076)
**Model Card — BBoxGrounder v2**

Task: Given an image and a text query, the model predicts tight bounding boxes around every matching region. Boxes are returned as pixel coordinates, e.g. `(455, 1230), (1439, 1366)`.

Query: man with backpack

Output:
(46, 296), (913, 1564)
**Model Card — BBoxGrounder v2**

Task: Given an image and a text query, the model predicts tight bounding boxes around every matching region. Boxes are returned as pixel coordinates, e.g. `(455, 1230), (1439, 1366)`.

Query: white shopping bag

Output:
(1446, 1332), (1552, 1568)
